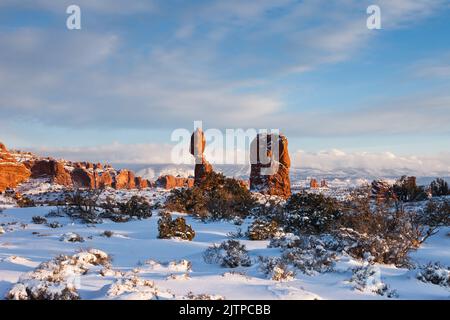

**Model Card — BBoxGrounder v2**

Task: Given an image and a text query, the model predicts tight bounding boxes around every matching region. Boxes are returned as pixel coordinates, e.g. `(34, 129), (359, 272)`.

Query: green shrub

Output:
(158, 212), (195, 241)
(165, 172), (255, 221)
(247, 219), (280, 240)
(284, 193), (342, 234)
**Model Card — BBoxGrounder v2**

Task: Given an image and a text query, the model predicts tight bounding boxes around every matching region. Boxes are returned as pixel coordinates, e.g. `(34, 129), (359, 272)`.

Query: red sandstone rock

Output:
(113, 170), (136, 190)
(29, 159), (72, 186)
(190, 129), (213, 185)
(134, 176), (149, 189)
(71, 168), (95, 189)
(156, 175), (194, 189)
(249, 133), (291, 199)
(94, 171), (113, 189)
(0, 142), (31, 192)
(310, 179), (319, 189)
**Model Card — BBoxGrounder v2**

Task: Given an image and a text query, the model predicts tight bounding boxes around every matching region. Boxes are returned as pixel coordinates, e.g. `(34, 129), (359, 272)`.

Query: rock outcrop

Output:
(134, 176), (152, 189)
(71, 168), (95, 189)
(371, 180), (396, 202)
(0, 142), (31, 192)
(156, 175), (194, 190)
(28, 159), (72, 186)
(113, 170), (136, 190)
(190, 128), (213, 186)
(249, 133), (291, 199)
(310, 178), (319, 189)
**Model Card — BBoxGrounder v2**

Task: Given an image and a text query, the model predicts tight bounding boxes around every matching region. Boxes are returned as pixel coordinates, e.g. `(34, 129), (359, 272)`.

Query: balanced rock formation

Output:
(28, 159), (72, 186)
(0, 142), (31, 192)
(156, 175), (194, 190)
(190, 128), (213, 186)
(249, 133), (291, 199)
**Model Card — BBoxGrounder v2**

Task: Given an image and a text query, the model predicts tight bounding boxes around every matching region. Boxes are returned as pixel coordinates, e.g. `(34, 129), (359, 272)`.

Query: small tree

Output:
(430, 178), (449, 197)
(158, 212), (195, 241)
(393, 176), (427, 202)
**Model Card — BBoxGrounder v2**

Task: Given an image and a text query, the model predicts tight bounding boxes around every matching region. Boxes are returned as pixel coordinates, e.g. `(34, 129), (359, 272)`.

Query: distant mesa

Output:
(249, 133), (291, 199)
(0, 141), (152, 192)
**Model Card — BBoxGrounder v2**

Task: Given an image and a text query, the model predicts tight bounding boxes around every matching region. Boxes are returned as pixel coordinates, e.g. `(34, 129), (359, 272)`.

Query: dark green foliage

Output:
(203, 240), (252, 268)
(116, 196), (153, 219)
(393, 176), (427, 202)
(165, 172), (256, 221)
(158, 212), (195, 241)
(430, 178), (449, 197)
(422, 200), (450, 228)
(247, 219), (280, 240)
(32, 216), (47, 224)
(284, 193), (342, 234)
(338, 189), (425, 265)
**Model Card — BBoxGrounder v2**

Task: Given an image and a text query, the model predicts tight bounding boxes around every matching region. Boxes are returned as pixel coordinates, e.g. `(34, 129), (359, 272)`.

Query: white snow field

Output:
(0, 190), (449, 300)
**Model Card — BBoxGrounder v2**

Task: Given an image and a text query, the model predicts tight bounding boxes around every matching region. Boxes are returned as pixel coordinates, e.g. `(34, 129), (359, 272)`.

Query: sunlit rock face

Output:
(190, 128), (213, 186)
(0, 142), (31, 192)
(249, 133), (291, 199)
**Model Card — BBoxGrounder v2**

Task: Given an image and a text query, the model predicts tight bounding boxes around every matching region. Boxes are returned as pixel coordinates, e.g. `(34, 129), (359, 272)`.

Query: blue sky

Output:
(0, 0), (449, 173)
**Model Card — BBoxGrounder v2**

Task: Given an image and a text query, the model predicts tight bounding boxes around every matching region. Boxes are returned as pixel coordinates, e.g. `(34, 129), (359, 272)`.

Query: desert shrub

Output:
(64, 190), (102, 223)
(258, 256), (295, 281)
(6, 249), (110, 300)
(349, 263), (398, 298)
(283, 192), (342, 234)
(60, 232), (84, 243)
(203, 240), (252, 268)
(337, 190), (425, 265)
(421, 200), (450, 228)
(417, 262), (450, 288)
(158, 212), (195, 241)
(116, 196), (152, 219)
(165, 172), (256, 221)
(430, 178), (449, 197)
(101, 230), (114, 238)
(164, 187), (207, 215)
(280, 236), (338, 275)
(47, 221), (63, 229)
(227, 227), (245, 239)
(32, 216), (47, 224)
(393, 176), (427, 202)
(185, 292), (224, 300)
(15, 194), (36, 208)
(247, 219), (280, 240)
(269, 233), (301, 249)
(269, 233), (342, 275)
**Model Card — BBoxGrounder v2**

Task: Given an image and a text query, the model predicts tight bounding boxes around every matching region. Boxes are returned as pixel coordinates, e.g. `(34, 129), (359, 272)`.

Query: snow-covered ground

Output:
(1, 197), (449, 300)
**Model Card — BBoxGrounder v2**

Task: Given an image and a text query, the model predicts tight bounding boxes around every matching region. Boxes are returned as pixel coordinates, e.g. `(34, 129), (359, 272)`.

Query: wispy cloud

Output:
(292, 149), (450, 176)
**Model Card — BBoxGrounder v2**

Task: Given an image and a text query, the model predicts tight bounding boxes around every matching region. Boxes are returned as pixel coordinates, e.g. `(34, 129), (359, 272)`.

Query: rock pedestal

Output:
(249, 133), (291, 199)
(190, 128), (213, 186)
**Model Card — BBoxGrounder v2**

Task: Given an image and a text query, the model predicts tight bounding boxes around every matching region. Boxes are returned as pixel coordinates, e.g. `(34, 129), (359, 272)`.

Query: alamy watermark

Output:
(66, 4), (382, 31)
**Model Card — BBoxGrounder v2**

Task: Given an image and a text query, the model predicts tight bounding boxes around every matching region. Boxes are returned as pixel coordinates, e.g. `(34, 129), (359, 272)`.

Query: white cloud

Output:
(0, 0), (156, 14)
(29, 142), (174, 164)
(25, 142), (450, 177)
(292, 149), (450, 176)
